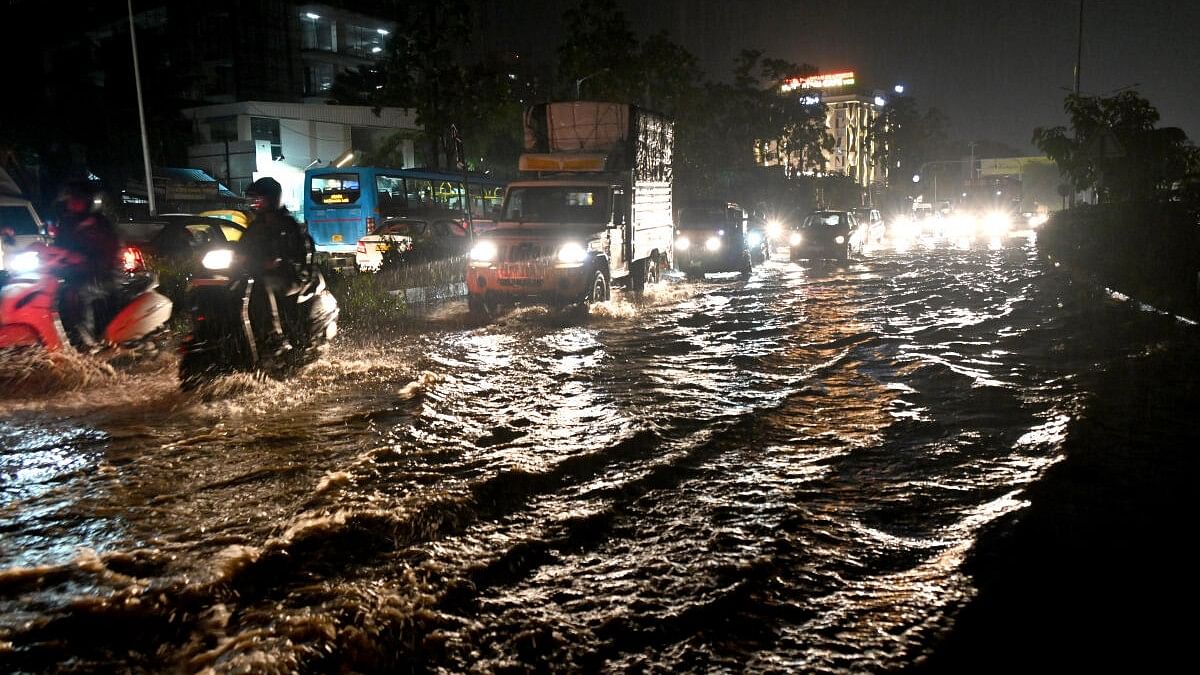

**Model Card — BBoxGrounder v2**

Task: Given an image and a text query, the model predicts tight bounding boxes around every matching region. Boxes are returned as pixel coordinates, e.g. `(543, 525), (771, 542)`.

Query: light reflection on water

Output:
(0, 235), (1149, 672)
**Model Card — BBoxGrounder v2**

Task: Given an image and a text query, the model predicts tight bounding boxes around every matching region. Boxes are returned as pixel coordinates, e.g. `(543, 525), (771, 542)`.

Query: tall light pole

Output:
(1074, 0), (1084, 96)
(575, 68), (609, 100)
(128, 0), (156, 215)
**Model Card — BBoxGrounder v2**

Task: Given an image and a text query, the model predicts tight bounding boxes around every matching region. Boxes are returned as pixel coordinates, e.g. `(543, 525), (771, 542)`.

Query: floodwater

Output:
(0, 232), (1182, 672)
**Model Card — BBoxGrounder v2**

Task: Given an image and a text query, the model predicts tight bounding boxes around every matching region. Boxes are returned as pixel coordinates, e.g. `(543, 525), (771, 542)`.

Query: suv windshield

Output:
(804, 213), (849, 229)
(503, 187), (609, 224)
(677, 208), (730, 231)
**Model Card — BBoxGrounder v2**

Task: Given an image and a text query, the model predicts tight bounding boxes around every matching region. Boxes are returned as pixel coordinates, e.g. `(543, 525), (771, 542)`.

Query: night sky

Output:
(493, 0), (1200, 153)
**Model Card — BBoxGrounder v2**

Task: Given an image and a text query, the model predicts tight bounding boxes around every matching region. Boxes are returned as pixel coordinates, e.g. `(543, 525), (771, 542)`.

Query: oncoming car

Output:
(788, 210), (869, 262)
(674, 202), (754, 280)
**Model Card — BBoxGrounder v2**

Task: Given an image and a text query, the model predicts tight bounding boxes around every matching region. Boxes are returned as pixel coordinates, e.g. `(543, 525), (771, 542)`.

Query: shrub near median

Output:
(1040, 202), (1200, 318)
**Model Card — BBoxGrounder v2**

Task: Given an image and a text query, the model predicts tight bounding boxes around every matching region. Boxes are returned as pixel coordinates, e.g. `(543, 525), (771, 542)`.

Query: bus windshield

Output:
(503, 187), (609, 224)
(310, 173), (361, 206)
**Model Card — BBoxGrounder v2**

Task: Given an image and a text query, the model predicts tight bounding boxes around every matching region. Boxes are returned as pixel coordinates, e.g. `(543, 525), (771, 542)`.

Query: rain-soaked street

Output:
(1, 232), (1194, 672)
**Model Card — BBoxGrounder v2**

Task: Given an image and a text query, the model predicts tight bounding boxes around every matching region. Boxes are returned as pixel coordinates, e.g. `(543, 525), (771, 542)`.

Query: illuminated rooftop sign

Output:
(781, 71), (856, 93)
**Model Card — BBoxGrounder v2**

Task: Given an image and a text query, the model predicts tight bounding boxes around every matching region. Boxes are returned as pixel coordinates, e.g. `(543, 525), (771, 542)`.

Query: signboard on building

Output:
(782, 71), (856, 93)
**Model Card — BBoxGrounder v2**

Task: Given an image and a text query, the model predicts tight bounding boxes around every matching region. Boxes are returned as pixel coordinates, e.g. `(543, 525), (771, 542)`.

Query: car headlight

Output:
(556, 242), (588, 265)
(201, 248), (234, 270)
(705, 236), (721, 251)
(985, 212), (1010, 233)
(789, 232), (802, 246)
(747, 231), (763, 247)
(834, 235), (846, 245)
(675, 236), (690, 251)
(470, 240), (498, 262)
(766, 220), (783, 238)
(10, 251), (40, 273)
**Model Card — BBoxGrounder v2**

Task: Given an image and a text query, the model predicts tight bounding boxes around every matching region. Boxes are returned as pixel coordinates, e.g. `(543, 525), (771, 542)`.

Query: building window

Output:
(345, 25), (386, 58)
(251, 117), (283, 160)
(304, 62), (337, 96)
(300, 13), (336, 51)
(209, 115), (238, 143)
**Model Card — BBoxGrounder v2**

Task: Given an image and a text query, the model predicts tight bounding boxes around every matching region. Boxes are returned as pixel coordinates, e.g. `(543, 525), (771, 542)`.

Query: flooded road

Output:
(0, 233), (1186, 672)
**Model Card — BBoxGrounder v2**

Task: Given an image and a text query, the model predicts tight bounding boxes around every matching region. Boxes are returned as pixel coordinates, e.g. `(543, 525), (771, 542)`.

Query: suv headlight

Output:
(556, 242), (588, 265)
(675, 236), (690, 251)
(201, 248), (234, 270)
(767, 220), (783, 238)
(834, 235), (846, 245)
(470, 240), (498, 262)
(789, 232), (802, 246)
(704, 236), (721, 251)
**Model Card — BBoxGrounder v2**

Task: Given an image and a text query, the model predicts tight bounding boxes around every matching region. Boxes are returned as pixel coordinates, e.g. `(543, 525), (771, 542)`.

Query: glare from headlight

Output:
(834, 235), (846, 245)
(557, 242), (588, 264)
(766, 220), (783, 238)
(469, 240), (498, 262)
(705, 236), (721, 251)
(789, 232), (802, 246)
(201, 248), (234, 270)
(675, 236), (690, 251)
(1029, 213), (1049, 227)
(747, 231), (763, 247)
(10, 251), (40, 273)
(985, 211), (1010, 234)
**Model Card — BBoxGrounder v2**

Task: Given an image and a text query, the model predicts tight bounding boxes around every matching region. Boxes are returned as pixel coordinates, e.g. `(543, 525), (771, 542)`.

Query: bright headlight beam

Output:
(675, 236), (690, 251)
(201, 248), (234, 270)
(789, 232), (802, 246)
(704, 237), (721, 251)
(470, 240), (498, 262)
(557, 242), (588, 264)
(10, 251), (39, 273)
(834, 235), (846, 245)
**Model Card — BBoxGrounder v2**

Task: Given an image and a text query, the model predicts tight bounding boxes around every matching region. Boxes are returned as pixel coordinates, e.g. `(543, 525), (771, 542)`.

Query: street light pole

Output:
(1074, 0), (1084, 96)
(575, 68), (609, 99)
(128, 0), (156, 216)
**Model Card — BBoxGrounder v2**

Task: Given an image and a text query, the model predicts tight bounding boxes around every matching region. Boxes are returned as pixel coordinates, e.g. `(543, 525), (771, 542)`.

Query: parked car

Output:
(851, 207), (886, 245)
(788, 210), (869, 262)
(355, 216), (469, 271)
(674, 202), (754, 280)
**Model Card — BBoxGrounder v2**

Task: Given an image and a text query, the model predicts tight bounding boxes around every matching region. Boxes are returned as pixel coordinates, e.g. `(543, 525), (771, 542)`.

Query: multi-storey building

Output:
(757, 71), (885, 194)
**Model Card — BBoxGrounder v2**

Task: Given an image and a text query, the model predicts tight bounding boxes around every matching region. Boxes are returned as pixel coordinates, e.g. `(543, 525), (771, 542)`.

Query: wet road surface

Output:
(0, 232), (1187, 672)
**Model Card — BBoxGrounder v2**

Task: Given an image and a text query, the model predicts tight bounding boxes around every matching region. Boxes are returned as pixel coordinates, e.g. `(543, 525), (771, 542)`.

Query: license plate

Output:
(375, 244), (389, 252)
(499, 263), (542, 280)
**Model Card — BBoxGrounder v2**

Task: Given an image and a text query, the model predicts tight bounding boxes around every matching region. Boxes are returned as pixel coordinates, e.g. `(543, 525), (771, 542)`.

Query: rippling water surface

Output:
(0, 234), (1172, 672)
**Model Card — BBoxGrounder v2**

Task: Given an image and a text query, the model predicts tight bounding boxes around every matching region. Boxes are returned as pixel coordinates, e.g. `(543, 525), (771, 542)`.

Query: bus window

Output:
(375, 174), (407, 218)
(434, 180), (465, 210)
(406, 178), (434, 208)
(310, 173), (361, 205)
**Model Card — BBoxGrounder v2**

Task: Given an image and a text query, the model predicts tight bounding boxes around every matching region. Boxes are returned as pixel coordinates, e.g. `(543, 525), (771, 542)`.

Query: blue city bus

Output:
(304, 167), (506, 255)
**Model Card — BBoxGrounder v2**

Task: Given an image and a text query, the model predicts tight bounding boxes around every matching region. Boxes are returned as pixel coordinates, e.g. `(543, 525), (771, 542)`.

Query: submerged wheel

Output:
(585, 270), (610, 304)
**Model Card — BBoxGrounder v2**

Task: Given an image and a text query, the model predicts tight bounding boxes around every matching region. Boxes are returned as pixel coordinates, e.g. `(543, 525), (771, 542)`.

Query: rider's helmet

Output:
(59, 180), (102, 216)
(245, 177), (283, 212)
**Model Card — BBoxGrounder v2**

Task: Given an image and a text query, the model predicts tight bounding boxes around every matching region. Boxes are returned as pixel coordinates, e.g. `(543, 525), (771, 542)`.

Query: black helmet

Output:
(246, 177), (282, 210)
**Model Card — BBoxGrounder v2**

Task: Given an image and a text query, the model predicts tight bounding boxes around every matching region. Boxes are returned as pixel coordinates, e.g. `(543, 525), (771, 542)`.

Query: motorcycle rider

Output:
(54, 180), (119, 349)
(240, 177), (313, 362)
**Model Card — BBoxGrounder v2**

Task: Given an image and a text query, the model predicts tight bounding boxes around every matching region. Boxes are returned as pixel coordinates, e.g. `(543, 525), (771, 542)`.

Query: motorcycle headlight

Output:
(201, 248), (234, 270)
(470, 240), (498, 262)
(10, 251), (40, 273)
(747, 231), (763, 247)
(705, 236), (721, 251)
(834, 235), (846, 245)
(675, 236), (690, 251)
(556, 242), (588, 265)
(789, 232), (802, 246)
(767, 220), (783, 238)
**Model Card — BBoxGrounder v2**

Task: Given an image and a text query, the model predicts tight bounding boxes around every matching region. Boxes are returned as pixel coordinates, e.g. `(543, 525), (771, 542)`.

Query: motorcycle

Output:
(178, 248), (339, 390)
(0, 244), (172, 354)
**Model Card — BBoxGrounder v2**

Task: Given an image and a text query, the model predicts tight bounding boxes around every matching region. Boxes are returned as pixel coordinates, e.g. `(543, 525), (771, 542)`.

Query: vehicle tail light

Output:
(366, 217), (375, 235)
(119, 245), (145, 273)
(356, 240), (367, 254)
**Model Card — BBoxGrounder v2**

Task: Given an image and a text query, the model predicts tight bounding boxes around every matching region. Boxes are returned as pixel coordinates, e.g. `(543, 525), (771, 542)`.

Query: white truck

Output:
(466, 102), (674, 313)
(0, 168), (49, 278)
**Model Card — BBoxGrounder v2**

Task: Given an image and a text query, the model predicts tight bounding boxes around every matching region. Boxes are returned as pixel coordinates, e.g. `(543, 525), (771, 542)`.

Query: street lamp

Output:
(575, 68), (609, 99)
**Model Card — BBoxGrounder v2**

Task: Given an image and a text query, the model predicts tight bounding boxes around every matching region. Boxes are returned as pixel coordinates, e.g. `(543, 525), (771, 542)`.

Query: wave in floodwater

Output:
(0, 235), (1177, 672)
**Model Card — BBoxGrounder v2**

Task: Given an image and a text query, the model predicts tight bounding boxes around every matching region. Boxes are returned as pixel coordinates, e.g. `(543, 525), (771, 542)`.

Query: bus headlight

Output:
(789, 232), (802, 246)
(556, 242), (588, 265)
(201, 248), (234, 270)
(675, 236), (690, 251)
(470, 240), (498, 262)
(705, 236), (721, 251)
(766, 220), (783, 238)
(834, 235), (846, 245)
